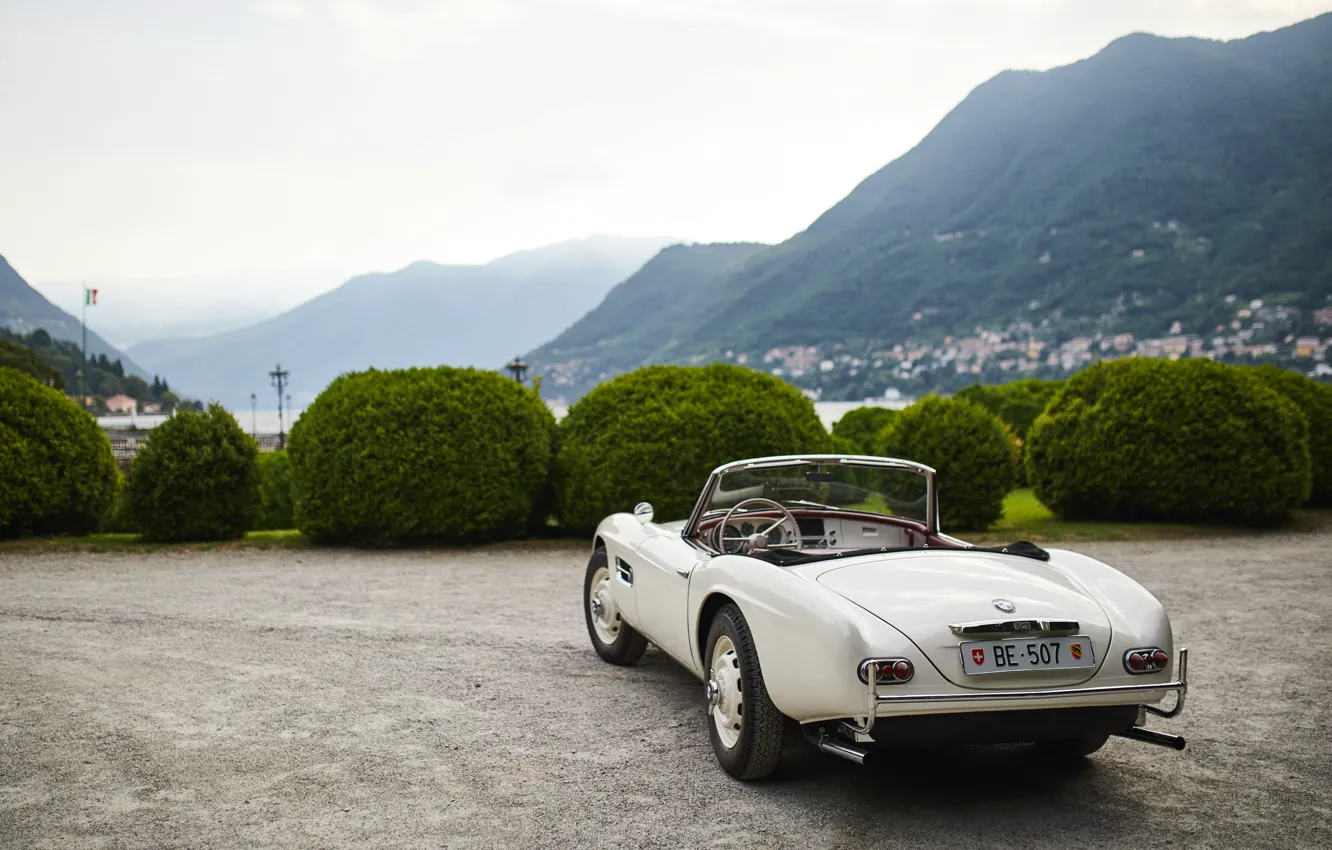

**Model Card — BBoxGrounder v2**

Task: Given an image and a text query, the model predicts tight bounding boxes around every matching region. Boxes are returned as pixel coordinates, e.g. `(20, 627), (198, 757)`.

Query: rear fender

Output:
(1046, 548), (1175, 690)
(689, 555), (921, 722)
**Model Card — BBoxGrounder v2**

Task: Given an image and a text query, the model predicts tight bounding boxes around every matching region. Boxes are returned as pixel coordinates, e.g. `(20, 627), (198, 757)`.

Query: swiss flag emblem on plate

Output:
(971, 648), (985, 665)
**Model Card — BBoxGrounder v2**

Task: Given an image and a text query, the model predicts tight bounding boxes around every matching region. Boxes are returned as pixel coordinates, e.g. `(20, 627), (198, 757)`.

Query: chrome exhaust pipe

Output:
(1116, 725), (1186, 751)
(816, 734), (875, 766)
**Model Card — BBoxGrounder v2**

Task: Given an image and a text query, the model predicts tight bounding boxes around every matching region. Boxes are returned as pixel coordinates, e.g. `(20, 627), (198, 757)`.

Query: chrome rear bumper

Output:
(847, 648), (1187, 736)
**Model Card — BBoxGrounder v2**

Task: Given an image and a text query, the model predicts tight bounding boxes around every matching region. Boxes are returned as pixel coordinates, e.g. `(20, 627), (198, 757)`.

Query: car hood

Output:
(811, 552), (1112, 688)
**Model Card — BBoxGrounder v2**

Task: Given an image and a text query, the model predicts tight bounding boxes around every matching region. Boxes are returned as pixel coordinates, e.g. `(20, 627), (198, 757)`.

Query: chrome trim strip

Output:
(709, 454), (937, 477)
(948, 619), (1080, 636)
(873, 680), (1181, 704)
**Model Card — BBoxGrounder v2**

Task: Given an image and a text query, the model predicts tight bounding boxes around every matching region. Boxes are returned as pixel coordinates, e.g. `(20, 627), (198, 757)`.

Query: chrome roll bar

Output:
(681, 454), (940, 542)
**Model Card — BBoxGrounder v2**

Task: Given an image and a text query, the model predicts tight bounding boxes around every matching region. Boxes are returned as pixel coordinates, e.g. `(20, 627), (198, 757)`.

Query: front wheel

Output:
(704, 603), (786, 780)
(583, 547), (647, 665)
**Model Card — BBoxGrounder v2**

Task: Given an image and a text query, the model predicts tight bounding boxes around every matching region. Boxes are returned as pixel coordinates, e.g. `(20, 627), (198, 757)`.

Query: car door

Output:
(632, 526), (704, 667)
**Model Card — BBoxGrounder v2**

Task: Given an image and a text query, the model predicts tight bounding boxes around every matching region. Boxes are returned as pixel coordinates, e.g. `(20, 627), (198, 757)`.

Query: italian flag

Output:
(85, 288), (98, 305)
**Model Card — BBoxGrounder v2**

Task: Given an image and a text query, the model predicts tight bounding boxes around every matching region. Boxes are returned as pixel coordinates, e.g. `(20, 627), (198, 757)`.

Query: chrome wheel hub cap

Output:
(704, 679), (721, 708)
(709, 635), (743, 749)
(588, 568), (621, 645)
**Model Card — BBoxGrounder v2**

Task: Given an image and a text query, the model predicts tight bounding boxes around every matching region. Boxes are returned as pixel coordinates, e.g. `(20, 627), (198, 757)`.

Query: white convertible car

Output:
(583, 454), (1187, 779)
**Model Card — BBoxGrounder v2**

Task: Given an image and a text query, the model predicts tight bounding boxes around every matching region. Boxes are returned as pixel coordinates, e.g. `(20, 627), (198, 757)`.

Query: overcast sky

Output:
(2, 0), (1328, 293)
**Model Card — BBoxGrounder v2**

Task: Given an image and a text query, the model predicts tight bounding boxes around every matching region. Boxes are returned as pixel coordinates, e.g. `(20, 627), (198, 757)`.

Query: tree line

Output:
(0, 328), (200, 414)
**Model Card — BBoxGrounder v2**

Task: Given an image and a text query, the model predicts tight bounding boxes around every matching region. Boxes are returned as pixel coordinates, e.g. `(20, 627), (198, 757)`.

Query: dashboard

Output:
(718, 514), (915, 552)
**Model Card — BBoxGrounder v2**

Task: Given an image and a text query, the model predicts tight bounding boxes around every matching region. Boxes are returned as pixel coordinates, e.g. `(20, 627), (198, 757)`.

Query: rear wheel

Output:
(704, 603), (785, 780)
(583, 547), (647, 665)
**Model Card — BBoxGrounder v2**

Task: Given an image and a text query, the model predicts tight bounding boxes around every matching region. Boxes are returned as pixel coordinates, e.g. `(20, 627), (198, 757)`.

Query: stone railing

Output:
(106, 431), (287, 470)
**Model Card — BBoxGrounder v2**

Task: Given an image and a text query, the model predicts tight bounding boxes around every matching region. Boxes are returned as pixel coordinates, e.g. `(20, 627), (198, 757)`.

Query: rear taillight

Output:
(1124, 648), (1169, 675)
(859, 658), (914, 684)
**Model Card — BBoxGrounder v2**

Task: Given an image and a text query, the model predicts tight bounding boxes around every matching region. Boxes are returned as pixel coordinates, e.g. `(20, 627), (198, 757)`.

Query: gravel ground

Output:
(2, 534), (1330, 849)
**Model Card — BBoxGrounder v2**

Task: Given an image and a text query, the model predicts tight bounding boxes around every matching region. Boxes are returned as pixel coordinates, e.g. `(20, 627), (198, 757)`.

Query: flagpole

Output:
(81, 283), (87, 410)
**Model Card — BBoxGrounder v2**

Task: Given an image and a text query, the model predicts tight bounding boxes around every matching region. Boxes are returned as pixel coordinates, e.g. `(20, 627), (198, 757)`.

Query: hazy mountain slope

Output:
(528, 13), (1332, 400)
(0, 254), (149, 379)
(526, 242), (769, 396)
(685, 14), (1332, 354)
(127, 236), (673, 407)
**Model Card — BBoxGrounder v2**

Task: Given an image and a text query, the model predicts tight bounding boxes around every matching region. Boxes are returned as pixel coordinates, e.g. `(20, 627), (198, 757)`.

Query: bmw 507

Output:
(582, 454), (1187, 779)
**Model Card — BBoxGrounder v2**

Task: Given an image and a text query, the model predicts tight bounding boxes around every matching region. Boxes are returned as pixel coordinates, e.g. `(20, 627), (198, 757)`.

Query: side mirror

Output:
(633, 502), (654, 524)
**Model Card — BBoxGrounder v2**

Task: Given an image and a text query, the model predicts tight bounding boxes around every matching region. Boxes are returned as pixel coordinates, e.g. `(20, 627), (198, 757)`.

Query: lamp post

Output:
(269, 364), (289, 449)
(250, 393), (257, 438)
(505, 356), (529, 384)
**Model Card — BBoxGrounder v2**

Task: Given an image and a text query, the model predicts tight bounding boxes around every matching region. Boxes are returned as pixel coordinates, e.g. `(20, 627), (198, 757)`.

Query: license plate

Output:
(959, 635), (1096, 675)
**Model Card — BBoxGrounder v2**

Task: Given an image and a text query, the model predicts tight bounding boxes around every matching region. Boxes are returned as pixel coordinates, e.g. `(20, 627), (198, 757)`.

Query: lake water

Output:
(98, 398), (910, 434)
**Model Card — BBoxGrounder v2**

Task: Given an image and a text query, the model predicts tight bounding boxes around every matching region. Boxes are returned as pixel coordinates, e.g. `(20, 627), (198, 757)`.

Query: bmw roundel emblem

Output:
(993, 599), (1016, 614)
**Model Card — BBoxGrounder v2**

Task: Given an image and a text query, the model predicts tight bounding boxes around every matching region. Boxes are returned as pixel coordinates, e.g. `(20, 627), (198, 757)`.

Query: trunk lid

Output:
(813, 552), (1112, 688)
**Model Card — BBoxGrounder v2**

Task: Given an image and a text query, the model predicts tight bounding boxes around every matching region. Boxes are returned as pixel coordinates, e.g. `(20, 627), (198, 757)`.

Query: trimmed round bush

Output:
(1026, 359), (1310, 525)
(1249, 365), (1332, 507)
(553, 364), (829, 532)
(128, 403), (261, 542)
(831, 406), (900, 454)
(256, 451), (295, 530)
(289, 366), (555, 545)
(872, 395), (1016, 532)
(0, 366), (117, 537)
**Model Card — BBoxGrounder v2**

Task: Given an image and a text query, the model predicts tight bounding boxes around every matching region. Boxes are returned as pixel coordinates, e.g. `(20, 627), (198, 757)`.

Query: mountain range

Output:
(125, 236), (675, 407)
(528, 13), (1332, 399)
(1, 254), (149, 379)
(11, 14), (1330, 409)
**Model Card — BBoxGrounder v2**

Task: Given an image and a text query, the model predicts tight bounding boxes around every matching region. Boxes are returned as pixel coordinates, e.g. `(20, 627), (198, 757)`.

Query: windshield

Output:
(705, 462), (930, 526)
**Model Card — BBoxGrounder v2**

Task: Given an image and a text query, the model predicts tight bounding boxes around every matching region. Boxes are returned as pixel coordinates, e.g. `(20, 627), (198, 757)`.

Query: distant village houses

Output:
(104, 394), (136, 414)
(535, 294), (1331, 398)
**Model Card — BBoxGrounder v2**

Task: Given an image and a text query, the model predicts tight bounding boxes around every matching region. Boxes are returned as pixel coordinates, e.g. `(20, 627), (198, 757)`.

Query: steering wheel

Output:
(715, 498), (803, 554)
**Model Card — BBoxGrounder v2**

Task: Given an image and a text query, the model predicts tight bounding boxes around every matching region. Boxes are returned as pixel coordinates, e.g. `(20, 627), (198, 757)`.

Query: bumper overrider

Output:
(812, 649), (1189, 766)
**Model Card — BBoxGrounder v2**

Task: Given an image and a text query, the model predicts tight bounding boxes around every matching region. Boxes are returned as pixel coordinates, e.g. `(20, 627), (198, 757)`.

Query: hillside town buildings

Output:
(537, 293), (1332, 401)
(104, 394), (136, 414)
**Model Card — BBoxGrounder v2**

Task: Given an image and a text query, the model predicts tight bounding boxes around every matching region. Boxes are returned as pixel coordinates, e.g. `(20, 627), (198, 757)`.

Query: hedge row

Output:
(7, 357), (1329, 544)
(0, 371), (278, 543)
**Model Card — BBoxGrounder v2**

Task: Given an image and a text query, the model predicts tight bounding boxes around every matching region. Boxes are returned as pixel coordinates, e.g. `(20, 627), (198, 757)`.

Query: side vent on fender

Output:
(615, 557), (634, 586)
